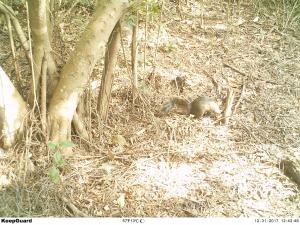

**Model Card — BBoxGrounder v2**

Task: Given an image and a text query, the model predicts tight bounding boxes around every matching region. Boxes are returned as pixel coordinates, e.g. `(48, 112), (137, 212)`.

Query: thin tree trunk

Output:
(5, 14), (21, 89)
(97, 21), (121, 122)
(27, 0), (58, 106)
(41, 53), (48, 135)
(48, 0), (129, 143)
(0, 2), (31, 63)
(131, 14), (139, 103)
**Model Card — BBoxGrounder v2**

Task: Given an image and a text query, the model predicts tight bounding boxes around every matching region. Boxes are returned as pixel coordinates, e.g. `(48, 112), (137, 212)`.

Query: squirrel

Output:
(161, 96), (221, 118)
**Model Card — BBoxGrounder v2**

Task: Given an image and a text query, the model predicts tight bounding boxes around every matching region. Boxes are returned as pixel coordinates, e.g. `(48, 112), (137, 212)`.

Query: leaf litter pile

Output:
(0, 0), (300, 217)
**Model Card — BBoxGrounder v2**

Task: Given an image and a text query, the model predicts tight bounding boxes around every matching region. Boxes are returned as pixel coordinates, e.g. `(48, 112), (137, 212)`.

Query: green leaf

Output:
(150, 4), (160, 14)
(59, 141), (76, 148)
(54, 151), (65, 167)
(48, 142), (58, 150)
(48, 166), (60, 184)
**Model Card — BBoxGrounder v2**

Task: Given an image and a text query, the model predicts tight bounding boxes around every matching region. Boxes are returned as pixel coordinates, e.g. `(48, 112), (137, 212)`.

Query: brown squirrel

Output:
(161, 96), (221, 118)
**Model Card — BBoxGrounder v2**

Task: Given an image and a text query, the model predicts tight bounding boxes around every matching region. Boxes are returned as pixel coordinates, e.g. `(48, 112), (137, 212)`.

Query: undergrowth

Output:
(253, 0), (300, 31)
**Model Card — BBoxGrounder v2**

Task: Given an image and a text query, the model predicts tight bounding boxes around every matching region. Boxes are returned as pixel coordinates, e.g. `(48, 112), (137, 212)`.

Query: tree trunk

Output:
(131, 16), (139, 103)
(48, 0), (129, 143)
(27, 0), (58, 106)
(0, 66), (27, 149)
(97, 21), (121, 122)
(46, 0), (54, 42)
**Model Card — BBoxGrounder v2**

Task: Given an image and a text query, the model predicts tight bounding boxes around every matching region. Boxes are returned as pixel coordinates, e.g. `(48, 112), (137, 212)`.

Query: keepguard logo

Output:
(1, 219), (32, 224)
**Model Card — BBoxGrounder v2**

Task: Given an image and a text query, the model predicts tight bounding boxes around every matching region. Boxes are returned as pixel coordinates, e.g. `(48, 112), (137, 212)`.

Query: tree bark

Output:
(48, 0), (129, 142)
(97, 21), (121, 122)
(41, 53), (48, 135)
(27, 0), (58, 106)
(46, 0), (54, 42)
(0, 66), (27, 149)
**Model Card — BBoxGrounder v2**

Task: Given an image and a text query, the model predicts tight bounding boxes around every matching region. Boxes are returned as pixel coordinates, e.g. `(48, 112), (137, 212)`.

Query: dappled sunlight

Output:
(132, 158), (207, 199)
(166, 122), (231, 158)
(168, 140), (206, 158)
(208, 153), (296, 216)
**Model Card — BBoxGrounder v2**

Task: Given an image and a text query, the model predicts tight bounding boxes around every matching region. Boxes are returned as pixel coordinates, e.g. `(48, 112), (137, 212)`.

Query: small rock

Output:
(104, 205), (110, 211)
(117, 193), (126, 208)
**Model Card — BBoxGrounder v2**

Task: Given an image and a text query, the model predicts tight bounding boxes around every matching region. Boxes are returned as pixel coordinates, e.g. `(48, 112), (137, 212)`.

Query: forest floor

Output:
(0, 0), (300, 217)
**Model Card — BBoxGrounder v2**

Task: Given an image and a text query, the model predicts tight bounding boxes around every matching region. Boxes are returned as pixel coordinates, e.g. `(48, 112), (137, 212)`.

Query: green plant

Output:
(62, 0), (94, 8)
(128, 0), (162, 24)
(254, 0), (300, 31)
(47, 141), (75, 183)
(1, 0), (24, 7)
(164, 39), (177, 53)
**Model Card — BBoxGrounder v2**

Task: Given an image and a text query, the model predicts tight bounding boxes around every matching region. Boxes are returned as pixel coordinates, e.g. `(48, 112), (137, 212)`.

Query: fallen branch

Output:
(223, 61), (247, 77)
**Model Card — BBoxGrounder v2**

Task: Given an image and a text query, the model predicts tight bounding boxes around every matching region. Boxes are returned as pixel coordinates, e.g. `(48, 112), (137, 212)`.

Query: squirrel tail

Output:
(161, 98), (177, 113)
(161, 97), (189, 114)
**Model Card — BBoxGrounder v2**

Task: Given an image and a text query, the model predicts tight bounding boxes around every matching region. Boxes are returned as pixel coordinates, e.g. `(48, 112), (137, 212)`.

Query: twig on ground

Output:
(222, 88), (235, 124)
(223, 61), (247, 77)
(61, 196), (88, 217)
(233, 83), (245, 115)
